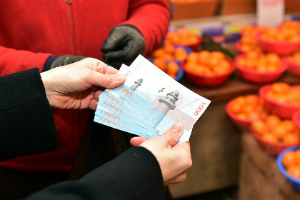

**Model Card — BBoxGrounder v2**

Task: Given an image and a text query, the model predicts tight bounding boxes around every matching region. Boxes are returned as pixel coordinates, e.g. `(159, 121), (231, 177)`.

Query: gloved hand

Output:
(101, 25), (146, 69)
(51, 55), (86, 69)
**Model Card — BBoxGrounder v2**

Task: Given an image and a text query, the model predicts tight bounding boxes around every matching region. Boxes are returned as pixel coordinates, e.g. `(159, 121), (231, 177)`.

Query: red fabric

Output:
(0, 0), (170, 171)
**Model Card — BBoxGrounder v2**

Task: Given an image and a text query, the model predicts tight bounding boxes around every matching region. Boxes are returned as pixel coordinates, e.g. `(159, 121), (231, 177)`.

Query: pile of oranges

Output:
(239, 36), (262, 53)
(236, 52), (282, 72)
(151, 43), (188, 62)
(165, 28), (199, 46)
(153, 59), (179, 79)
(287, 50), (300, 63)
(252, 115), (300, 145)
(260, 28), (300, 43)
(184, 51), (231, 76)
(242, 24), (269, 37)
(266, 82), (300, 106)
(282, 150), (300, 179)
(280, 21), (300, 32)
(229, 95), (268, 120)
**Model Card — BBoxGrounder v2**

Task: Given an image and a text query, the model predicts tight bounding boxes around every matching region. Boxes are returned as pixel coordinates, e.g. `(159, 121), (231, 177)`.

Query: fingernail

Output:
(115, 74), (125, 81)
(171, 123), (183, 134)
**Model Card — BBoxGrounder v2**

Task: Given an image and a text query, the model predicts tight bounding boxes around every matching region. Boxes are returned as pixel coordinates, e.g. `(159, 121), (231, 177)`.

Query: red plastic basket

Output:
(257, 33), (300, 55)
(225, 97), (256, 130)
(235, 55), (287, 84)
(182, 57), (235, 87)
(250, 129), (300, 156)
(284, 58), (300, 77)
(259, 85), (300, 119)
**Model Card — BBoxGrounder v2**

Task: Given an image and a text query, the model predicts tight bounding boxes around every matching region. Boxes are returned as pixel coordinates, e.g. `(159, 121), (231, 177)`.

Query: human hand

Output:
(41, 58), (125, 110)
(101, 25), (146, 69)
(130, 123), (192, 185)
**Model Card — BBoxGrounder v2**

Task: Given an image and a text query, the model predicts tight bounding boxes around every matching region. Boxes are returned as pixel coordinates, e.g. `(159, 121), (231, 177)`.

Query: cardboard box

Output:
(169, 0), (220, 20)
(220, 0), (256, 15)
(285, 0), (300, 13)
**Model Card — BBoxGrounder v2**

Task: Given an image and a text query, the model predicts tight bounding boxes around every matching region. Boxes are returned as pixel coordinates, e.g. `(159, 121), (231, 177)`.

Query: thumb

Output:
(162, 123), (184, 147)
(88, 71), (126, 88)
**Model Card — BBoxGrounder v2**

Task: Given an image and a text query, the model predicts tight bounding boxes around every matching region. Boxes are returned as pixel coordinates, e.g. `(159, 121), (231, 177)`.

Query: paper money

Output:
(94, 56), (211, 142)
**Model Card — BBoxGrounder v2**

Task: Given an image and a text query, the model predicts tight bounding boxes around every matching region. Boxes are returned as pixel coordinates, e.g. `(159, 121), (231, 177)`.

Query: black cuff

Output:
(117, 24), (143, 36)
(43, 56), (60, 72)
(0, 68), (58, 161)
(80, 146), (165, 200)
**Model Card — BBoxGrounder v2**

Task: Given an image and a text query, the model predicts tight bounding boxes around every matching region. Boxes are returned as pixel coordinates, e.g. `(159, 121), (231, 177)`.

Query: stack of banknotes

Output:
(94, 55), (211, 143)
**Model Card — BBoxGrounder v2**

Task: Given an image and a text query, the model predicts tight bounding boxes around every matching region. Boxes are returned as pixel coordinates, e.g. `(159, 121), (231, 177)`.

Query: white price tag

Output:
(257, 0), (285, 27)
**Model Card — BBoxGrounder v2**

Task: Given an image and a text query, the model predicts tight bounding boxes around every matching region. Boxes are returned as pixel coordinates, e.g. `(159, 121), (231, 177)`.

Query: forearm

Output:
(0, 68), (57, 161)
(25, 147), (165, 200)
(0, 45), (52, 75)
(120, 0), (170, 55)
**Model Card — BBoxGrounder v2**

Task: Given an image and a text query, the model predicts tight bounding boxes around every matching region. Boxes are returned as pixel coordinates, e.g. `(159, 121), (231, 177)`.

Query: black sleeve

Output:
(25, 147), (165, 200)
(0, 68), (58, 161)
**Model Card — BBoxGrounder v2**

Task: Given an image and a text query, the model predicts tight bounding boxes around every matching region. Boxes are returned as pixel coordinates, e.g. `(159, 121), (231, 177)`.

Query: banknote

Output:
(93, 115), (152, 139)
(96, 65), (164, 136)
(110, 55), (211, 143)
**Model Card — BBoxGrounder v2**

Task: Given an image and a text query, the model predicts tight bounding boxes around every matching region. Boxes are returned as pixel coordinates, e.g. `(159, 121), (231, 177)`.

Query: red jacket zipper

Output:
(67, 0), (76, 54)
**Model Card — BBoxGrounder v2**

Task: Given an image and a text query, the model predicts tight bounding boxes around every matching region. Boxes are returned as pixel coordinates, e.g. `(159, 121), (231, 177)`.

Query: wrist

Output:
(40, 71), (55, 107)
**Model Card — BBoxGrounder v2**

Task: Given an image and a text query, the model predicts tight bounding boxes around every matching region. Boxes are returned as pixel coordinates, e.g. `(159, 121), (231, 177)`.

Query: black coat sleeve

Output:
(0, 68), (57, 161)
(25, 146), (165, 200)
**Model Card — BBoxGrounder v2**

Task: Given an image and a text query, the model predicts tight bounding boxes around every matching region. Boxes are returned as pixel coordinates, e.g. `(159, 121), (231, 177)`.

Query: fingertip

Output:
(130, 136), (147, 146)
(115, 74), (126, 82)
(171, 123), (183, 135)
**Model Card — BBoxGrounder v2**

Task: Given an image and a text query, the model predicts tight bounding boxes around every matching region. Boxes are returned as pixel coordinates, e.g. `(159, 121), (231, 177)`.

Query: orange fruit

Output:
(166, 62), (179, 75)
(187, 52), (198, 63)
(219, 60), (231, 71)
(161, 53), (174, 61)
(271, 82), (290, 93)
(193, 65), (207, 75)
(184, 62), (196, 72)
(283, 133), (300, 145)
(237, 113), (247, 119)
(282, 151), (298, 168)
(243, 105), (255, 115)
(282, 120), (297, 133)
(287, 166), (300, 179)
(164, 44), (175, 54)
(252, 120), (268, 135)
(213, 66), (228, 75)
(245, 95), (258, 106)
(262, 133), (277, 143)
(169, 73), (176, 79)
(265, 115), (281, 129)
(174, 48), (187, 60)
(266, 53), (280, 64)
(295, 150), (300, 164)
(153, 58), (166, 71)
(229, 102), (242, 114)
(198, 51), (210, 64)
(248, 112), (260, 120)
(273, 123), (287, 140)
(152, 48), (166, 58)
(211, 51), (225, 61)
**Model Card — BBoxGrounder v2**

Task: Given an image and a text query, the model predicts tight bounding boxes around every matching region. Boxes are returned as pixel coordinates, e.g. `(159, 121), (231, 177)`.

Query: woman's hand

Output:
(131, 123), (192, 185)
(41, 58), (125, 110)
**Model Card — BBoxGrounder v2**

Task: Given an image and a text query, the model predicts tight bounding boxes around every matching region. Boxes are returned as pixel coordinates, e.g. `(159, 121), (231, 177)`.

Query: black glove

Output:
(101, 25), (146, 69)
(51, 55), (86, 69)
(43, 55), (86, 71)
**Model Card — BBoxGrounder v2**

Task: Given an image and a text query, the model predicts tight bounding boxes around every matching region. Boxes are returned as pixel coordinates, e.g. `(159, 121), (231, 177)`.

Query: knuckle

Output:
(183, 157), (193, 169)
(180, 173), (187, 182)
(166, 132), (177, 146)
(105, 75), (114, 83)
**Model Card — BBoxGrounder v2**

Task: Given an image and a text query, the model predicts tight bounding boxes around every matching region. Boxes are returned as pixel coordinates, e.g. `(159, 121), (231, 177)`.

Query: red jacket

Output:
(0, 0), (170, 171)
